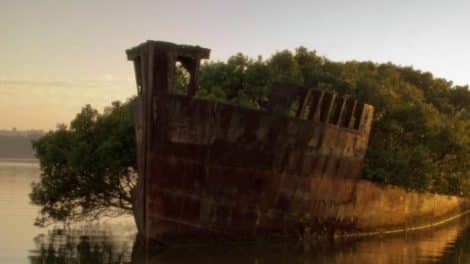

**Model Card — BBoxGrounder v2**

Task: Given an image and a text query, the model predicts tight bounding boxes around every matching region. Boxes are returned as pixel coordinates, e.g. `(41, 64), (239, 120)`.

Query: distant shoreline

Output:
(0, 158), (39, 164)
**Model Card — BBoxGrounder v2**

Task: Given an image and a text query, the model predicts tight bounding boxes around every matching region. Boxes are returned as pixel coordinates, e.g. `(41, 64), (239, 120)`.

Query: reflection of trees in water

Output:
(29, 227), (133, 264)
(135, 220), (470, 264)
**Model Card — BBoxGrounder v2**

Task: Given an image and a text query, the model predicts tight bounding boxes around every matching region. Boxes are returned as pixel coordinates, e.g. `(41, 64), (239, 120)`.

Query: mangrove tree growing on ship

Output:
(31, 48), (470, 224)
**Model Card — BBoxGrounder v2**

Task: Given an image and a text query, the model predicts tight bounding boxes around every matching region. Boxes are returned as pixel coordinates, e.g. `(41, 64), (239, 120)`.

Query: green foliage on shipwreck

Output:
(192, 48), (470, 197)
(30, 101), (136, 226)
(31, 48), (470, 224)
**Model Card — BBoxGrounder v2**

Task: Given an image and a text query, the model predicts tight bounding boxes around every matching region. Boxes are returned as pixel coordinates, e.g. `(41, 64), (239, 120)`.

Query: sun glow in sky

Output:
(2, 0), (470, 130)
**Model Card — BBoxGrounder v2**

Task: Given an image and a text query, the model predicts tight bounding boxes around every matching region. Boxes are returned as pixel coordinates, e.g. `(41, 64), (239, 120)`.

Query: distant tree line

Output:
(0, 130), (44, 159)
(31, 48), (470, 225)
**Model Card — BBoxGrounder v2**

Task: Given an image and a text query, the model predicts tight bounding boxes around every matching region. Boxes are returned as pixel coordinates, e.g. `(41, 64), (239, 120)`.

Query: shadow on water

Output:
(28, 217), (470, 264)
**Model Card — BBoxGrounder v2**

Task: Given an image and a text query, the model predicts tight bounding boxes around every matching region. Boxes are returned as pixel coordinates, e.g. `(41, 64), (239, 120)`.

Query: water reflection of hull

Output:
(130, 218), (470, 264)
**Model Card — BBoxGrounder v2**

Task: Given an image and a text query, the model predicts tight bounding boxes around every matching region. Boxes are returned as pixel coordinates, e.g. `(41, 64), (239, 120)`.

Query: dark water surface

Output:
(0, 160), (468, 263)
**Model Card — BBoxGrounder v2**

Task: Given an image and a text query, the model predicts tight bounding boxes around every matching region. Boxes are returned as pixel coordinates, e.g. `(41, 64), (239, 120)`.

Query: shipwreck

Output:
(127, 40), (469, 246)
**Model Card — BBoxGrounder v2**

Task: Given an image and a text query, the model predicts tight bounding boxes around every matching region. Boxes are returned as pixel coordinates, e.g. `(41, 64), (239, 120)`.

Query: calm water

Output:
(0, 160), (469, 264)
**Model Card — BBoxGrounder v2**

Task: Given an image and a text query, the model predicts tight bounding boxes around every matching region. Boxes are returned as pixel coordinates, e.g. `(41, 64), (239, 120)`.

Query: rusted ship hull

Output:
(127, 41), (374, 245)
(131, 92), (373, 245)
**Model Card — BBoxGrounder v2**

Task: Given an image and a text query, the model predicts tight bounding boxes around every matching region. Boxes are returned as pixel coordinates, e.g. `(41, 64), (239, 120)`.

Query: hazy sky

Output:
(2, 0), (470, 130)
